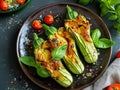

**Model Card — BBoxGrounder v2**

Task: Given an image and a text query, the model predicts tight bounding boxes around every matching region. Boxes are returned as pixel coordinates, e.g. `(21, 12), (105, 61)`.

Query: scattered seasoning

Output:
(86, 72), (92, 77)
(83, 76), (87, 79)
(89, 69), (93, 73)
(75, 74), (79, 77)
(24, 82), (29, 88)
(10, 81), (15, 85)
(24, 37), (31, 45)
(81, 73), (85, 77)
(7, 69), (33, 90)
(39, 15), (43, 19)
(55, 17), (60, 23)
(6, 14), (22, 30)
(8, 87), (16, 90)
(37, 29), (41, 33)
(100, 66), (103, 68)
(77, 77), (81, 80)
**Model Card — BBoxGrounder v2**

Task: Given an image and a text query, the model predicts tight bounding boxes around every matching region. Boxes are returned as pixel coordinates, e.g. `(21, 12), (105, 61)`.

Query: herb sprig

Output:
(98, 0), (120, 34)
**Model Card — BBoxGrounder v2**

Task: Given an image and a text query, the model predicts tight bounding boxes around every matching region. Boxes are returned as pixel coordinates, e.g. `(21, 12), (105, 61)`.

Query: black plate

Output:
(0, 0), (31, 14)
(16, 2), (112, 90)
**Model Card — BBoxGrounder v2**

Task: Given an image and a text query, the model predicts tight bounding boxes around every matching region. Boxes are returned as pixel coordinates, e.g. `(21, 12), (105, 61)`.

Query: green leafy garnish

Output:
(35, 61), (50, 78)
(19, 56), (50, 78)
(19, 56), (36, 67)
(98, 0), (120, 34)
(66, 5), (78, 20)
(52, 45), (67, 60)
(92, 28), (115, 48)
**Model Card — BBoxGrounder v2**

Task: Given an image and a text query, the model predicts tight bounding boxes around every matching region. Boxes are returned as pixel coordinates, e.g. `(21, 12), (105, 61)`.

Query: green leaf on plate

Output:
(92, 28), (101, 42)
(94, 38), (115, 48)
(108, 13), (117, 21)
(35, 61), (50, 78)
(19, 56), (36, 67)
(52, 45), (67, 60)
(92, 28), (115, 48)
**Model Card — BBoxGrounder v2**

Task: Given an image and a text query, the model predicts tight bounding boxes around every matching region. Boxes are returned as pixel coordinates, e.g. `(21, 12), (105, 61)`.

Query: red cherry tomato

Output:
(106, 83), (120, 90)
(44, 14), (54, 25)
(17, 0), (26, 5)
(0, 0), (9, 11)
(116, 51), (120, 58)
(32, 20), (43, 30)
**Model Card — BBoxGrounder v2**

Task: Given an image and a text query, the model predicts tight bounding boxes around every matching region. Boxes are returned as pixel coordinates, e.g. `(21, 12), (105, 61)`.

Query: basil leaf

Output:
(19, 56), (36, 67)
(108, 14), (117, 21)
(94, 38), (115, 48)
(91, 28), (101, 43)
(114, 22), (120, 34)
(100, 3), (109, 16)
(36, 61), (50, 78)
(73, 11), (78, 19)
(66, 5), (78, 20)
(33, 33), (44, 49)
(116, 5), (120, 20)
(52, 45), (67, 60)
(109, 0), (120, 6)
(92, 28), (115, 48)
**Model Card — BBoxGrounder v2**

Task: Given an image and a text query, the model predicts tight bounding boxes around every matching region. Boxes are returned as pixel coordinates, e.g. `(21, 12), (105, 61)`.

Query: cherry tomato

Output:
(44, 14), (54, 25)
(17, 0), (26, 5)
(106, 83), (120, 90)
(32, 20), (43, 30)
(0, 0), (9, 11)
(116, 51), (120, 58)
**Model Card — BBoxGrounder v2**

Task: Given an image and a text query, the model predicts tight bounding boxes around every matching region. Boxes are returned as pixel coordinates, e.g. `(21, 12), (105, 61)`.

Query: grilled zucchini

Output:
(33, 33), (73, 87)
(43, 24), (84, 74)
(65, 6), (98, 63)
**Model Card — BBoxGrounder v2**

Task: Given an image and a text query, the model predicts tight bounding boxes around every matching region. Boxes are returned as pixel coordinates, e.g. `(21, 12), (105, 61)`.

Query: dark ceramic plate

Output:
(0, 0), (31, 14)
(16, 2), (112, 90)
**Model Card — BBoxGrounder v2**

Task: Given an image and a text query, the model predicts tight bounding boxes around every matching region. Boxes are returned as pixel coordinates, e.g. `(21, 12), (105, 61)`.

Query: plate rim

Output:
(16, 2), (112, 90)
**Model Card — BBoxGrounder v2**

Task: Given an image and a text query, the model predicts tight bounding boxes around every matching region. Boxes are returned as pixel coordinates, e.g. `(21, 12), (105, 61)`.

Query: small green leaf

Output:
(109, 0), (120, 6)
(52, 45), (67, 60)
(92, 28), (115, 48)
(19, 56), (36, 67)
(116, 5), (120, 21)
(100, 3), (109, 16)
(114, 22), (120, 34)
(95, 38), (115, 48)
(73, 11), (78, 19)
(36, 61), (50, 78)
(91, 28), (101, 43)
(66, 5), (78, 20)
(108, 14), (117, 21)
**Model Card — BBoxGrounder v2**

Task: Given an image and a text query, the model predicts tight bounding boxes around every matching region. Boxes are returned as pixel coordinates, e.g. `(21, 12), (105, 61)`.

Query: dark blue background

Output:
(0, 0), (120, 90)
